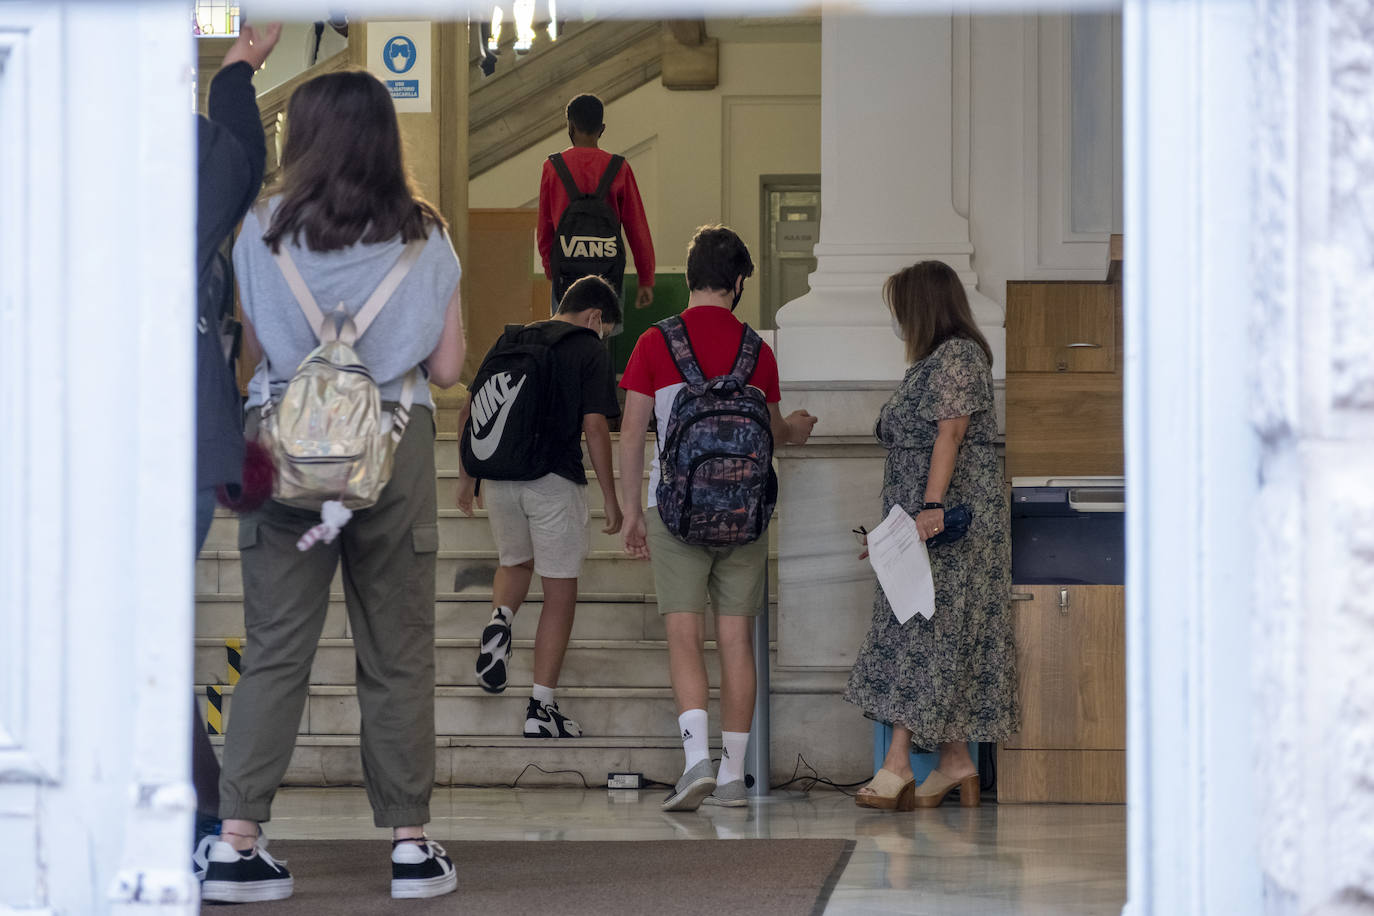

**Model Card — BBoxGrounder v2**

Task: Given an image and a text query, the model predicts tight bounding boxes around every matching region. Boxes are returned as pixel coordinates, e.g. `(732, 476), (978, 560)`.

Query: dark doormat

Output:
(206, 838), (855, 915)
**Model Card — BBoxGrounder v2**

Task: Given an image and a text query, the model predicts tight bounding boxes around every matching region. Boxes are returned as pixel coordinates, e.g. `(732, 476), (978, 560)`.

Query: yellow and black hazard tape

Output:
(206, 685), (223, 735)
(226, 638), (243, 686)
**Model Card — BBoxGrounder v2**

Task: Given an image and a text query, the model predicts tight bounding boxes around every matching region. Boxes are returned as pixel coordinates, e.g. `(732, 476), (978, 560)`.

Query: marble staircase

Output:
(195, 432), (781, 788)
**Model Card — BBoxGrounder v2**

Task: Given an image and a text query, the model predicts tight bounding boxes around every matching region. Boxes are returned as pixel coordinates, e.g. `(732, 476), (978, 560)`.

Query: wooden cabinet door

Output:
(1006, 282), (1117, 374)
(1003, 585), (1125, 750)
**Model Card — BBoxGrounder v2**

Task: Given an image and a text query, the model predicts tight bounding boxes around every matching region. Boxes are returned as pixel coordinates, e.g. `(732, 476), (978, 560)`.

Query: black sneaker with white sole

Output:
(476, 608), (513, 693)
(391, 838), (457, 899)
(201, 840), (294, 903)
(523, 697), (582, 737)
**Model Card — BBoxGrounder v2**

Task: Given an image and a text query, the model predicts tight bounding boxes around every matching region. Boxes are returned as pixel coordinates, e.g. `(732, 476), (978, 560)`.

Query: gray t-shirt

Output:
(234, 197), (462, 410)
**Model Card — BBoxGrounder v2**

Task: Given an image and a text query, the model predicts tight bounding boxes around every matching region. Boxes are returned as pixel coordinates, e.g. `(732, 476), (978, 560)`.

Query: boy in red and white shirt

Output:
(619, 226), (817, 811)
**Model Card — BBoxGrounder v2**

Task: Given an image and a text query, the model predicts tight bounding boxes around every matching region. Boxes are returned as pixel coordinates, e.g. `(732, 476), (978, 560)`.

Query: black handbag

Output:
(926, 505), (973, 547)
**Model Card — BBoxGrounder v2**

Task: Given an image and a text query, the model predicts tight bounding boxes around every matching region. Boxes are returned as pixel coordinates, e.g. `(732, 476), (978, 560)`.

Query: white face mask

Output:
(890, 313), (907, 341)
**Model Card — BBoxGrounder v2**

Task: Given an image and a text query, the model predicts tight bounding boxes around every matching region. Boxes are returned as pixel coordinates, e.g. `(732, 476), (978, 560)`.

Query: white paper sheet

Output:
(866, 504), (936, 623)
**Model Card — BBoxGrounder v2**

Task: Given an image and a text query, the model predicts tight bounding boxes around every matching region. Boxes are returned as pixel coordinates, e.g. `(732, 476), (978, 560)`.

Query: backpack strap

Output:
(548, 153), (583, 199)
(727, 324), (764, 388)
(349, 238), (426, 341)
(258, 201), (328, 342)
(655, 316), (707, 390)
(593, 155), (624, 201)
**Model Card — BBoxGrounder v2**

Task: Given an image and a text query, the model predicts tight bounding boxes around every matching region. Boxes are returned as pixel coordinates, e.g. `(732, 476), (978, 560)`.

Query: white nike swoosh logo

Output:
(470, 375), (526, 460)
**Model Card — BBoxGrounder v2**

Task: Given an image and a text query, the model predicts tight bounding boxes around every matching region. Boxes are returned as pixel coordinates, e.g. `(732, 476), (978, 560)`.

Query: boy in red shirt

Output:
(619, 226), (817, 811)
(538, 93), (656, 314)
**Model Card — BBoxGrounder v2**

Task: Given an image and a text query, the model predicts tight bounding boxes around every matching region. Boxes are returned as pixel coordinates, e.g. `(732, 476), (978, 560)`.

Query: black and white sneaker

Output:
(391, 838), (457, 899)
(523, 697), (582, 737)
(476, 608), (513, 693)
(201, 839), (293, 903)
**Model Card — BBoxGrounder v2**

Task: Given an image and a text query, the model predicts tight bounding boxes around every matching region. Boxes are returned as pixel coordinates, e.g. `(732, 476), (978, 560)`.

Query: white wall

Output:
(469, 37), (823, 329)
(253, 21), (351, 94)
(471, 14), (1122, 331)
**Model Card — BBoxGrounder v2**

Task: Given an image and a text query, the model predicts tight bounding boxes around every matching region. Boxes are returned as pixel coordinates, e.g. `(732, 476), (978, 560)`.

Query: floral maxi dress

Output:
(843, 337), (1020, 750)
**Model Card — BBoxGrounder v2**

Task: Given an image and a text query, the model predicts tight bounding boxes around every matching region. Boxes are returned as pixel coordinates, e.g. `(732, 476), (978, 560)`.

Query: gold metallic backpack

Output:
(255, 220), (425, 511)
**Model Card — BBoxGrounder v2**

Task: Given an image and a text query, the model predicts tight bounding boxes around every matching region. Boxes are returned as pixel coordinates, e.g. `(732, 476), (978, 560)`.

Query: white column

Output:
(776, 13), (1004, 388)
(763, 13), (1010, 784)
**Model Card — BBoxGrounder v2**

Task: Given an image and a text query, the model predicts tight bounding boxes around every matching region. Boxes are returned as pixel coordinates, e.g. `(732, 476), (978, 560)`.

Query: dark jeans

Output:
(193, 485), (221, 820)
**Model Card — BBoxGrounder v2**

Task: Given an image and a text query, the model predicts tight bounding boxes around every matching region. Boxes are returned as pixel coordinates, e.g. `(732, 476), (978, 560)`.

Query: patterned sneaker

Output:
(391, 838), (457, 900)
(523, 697), (582, 737)
(702, 779), (749, 807)
(661, 759), (717, 812)
(476, 608), (512, 694)
(201, 840), (293, 903)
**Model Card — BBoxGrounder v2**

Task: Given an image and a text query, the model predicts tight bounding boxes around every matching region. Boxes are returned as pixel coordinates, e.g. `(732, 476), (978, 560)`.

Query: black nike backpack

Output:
(460, 322), (589, 481)
(548, 152), (627, 303)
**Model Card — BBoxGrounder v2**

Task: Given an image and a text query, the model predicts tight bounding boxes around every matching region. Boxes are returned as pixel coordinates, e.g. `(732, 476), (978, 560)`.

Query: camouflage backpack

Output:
(654, 315), (777, 547)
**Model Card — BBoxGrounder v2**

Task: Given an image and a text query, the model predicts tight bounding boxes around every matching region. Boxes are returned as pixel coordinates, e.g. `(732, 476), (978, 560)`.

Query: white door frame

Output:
(1, 2), (199, 913)
(0, 1), (1266, 912)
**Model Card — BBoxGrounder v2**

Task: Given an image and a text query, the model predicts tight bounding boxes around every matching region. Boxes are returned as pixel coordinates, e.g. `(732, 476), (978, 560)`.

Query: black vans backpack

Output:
(548, 152), (626, 303)
(654, 316), (778, 547)
(461, 322), (590, 481)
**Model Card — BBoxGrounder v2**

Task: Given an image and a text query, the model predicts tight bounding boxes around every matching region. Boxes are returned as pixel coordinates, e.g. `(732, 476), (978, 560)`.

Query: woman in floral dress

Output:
(844, 260), (1019, 810)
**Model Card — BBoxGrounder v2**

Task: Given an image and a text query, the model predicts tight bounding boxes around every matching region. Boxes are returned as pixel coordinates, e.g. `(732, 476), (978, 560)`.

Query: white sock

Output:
(679, 709), (709, 770)
(717, 730), (749, 786)
(531, 683), (555, 706)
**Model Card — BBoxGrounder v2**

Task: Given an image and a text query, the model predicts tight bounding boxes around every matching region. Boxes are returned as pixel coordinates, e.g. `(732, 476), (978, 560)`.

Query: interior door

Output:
(759, 176), (820, 330)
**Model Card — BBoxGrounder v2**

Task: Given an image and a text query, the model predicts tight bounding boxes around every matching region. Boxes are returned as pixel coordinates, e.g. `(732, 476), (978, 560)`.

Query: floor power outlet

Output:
(607, 772), (643, 790)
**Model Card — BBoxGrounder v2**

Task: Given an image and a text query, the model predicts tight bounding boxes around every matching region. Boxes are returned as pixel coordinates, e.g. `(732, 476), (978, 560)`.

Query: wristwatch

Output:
(922, 502), (944, 510)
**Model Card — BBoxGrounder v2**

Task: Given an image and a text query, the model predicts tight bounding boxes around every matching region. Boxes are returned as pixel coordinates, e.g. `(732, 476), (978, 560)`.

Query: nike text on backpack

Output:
(254, 203), (426, 515)
(461, 322), (592, 481)
(548, 152), (626, 303)
(654, 316), (778, 547)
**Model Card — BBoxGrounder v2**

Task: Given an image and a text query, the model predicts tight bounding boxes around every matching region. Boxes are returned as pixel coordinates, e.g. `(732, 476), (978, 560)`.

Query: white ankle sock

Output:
(678, 709), (709, 770)
(531, 683), (555, 706)
(717, 730), (749, 785)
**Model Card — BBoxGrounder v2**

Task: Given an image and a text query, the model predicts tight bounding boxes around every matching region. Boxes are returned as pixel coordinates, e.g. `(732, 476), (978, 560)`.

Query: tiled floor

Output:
(264, 787), (1127, 914)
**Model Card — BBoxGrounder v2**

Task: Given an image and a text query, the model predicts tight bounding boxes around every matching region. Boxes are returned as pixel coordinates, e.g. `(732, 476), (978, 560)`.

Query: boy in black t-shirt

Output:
(457, 276), (623, 737)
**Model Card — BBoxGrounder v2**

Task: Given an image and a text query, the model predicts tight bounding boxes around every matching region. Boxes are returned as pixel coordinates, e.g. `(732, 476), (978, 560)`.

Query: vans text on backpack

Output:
(461, 322), (592, 482)
(653, 315), (778, 547)
(254, 203), (425, 528)
(547, 152), (626, 303)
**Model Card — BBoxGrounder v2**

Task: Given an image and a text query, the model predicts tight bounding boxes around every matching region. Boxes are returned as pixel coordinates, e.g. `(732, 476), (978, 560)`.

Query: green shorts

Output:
(646, 511), (768, 616)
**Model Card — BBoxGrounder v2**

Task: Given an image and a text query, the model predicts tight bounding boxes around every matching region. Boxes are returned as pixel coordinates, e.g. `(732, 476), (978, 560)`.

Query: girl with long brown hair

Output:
(844, 260), (1018, 811)
(203, 70), (464, 904)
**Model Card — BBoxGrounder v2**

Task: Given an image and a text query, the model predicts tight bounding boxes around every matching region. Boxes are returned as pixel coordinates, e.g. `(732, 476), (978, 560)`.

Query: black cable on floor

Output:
(770, 753), (868, 797)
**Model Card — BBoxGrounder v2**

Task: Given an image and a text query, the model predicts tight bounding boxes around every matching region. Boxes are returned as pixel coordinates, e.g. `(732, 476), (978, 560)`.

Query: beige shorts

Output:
(483, 474), (590, 579)
(646, 511), (768, 616)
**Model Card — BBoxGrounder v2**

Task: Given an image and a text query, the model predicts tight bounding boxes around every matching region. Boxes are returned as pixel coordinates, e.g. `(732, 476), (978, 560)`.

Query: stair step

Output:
(195, 592), (778, 641)
(193, 636), (766, 689)
(199, 685), (722, 739)
(207, 507), (780, 553)
(436, 469), (646, 511)
(206, 508), (626, 552)
(196, 549), (779, 598)
(433, 432), (657, 473)
(206, 734), (717, 788)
